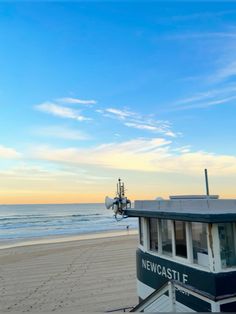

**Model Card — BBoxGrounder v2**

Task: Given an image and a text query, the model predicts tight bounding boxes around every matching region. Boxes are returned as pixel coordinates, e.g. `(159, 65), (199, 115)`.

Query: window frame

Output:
(174, 220), (188, 259)
(146, 218), (212, 270)
(191, 221), (209, 267)
(161, 219), (174, 257)
(218, 222), (236, 270)
(139, 217), (144, 246)
(149, 217), (159, 253)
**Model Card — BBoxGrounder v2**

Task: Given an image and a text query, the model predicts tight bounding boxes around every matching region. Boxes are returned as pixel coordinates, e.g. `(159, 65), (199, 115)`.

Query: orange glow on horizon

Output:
(0, 192), (103, 205)
(1, 190), (236, 205)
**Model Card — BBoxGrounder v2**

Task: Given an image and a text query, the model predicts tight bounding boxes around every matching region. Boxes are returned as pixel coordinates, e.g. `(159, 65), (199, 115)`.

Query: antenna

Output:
(204, 169), (210, 196)
(105, 178), (131, 220)
(117, 178), (121, 198)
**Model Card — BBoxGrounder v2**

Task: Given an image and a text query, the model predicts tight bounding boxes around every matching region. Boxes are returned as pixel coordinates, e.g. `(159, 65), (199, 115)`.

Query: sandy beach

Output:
(0, 232), (138, 313)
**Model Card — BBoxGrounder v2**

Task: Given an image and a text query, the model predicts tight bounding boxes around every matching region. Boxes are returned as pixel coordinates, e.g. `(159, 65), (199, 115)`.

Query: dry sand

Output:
(0, 232), (138, 313)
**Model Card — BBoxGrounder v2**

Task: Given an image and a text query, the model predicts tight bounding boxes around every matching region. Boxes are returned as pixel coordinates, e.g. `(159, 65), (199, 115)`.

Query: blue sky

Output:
(1, 1), (236, 203)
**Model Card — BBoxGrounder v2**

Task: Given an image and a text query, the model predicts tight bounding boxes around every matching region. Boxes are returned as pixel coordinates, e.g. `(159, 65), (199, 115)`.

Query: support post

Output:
(211, 301), (221, 312)
(168, 281), (176, 312)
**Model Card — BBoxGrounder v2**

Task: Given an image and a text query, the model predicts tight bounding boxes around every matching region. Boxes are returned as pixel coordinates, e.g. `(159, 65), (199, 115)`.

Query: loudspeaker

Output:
(105, 196), (115, 209)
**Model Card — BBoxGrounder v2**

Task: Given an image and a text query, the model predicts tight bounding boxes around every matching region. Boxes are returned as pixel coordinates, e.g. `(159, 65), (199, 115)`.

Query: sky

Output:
(1, 1), (236, 204)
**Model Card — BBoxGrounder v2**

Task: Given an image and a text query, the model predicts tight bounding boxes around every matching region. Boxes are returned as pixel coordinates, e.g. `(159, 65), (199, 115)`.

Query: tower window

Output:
(161, 219), (172, 256)
(218, 223), (236, 268)
(174, 220), (187, 258)
(192, 222), (208, 267)
(139, 218), (144, 246)
(149, 218), (158, 252)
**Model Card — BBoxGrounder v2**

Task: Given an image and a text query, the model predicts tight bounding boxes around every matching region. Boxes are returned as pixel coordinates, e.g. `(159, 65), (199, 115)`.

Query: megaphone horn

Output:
(105, 196), (115, 209)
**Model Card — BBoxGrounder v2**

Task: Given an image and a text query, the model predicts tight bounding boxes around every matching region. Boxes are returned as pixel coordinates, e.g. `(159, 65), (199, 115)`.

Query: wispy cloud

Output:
(0, 145), (21, 159)
(174, 89), (225, 105)
(164, 131), (178, 138)
(56, 97), (97, 105)
(35, 98), (178, 137)
(0, 164), (58, 181)
(167, 32), (236, 41)
(96, 138), (171, 154)
(35, 102), (91, 121)
(164, 26), (236, 88)
(31, 138), (236, 175)
(35, 126), (89, 140)
(172, 85), (236, 110)
(124, 122), (178, 137)
(173, 146), (191, 154)
(170, 10), (236, 22)
(212, 61), (236, 83)
(177, 95), (236, 110)
(32, 138), (171, 171)
(125, 122), (160, 131)
(105, 108), (135, 119)
(99, 107), (178, 137)
(0, 163), (111, 185)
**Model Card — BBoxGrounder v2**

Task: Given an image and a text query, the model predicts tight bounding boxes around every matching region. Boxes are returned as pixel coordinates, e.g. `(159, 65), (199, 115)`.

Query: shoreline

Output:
(0, 228), (138, 250)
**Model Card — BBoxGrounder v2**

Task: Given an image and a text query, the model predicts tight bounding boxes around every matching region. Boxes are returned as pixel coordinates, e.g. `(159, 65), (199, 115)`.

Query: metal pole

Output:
(204, 169), (210, 196)
(118, 178), (121, 198)
(168, 281), (176, 312)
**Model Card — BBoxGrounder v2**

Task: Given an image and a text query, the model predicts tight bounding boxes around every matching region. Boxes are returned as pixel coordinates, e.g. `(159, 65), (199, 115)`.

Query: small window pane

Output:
(139, 218), (144, 246)
(192, 222), (208, 267)
(161, 219), (172, 256)
(218, 223), (236, 268)
(174, 221), (187, 258)
(149, 218), (158, 252)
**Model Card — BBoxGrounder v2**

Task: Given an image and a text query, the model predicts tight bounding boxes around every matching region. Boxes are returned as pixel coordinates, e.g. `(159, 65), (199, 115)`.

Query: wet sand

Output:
(0, 232), (138, 313)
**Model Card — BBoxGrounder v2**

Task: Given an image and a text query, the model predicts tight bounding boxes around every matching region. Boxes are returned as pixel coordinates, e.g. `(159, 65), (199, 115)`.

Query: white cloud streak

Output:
(35, 102), (91, 121)
(170, 11), (236, 22)
(32, 138), (236, 175)
(0, 164), (58, 181)
(177, 95), (236, 110)
(124, 122), (178, 137)
(35, 98), (177, 137)
(167, 32), (236, 41)
(56, 97), (97, 105)
(105, 108), (134, 119)
(212, 61), (236, 83)
(125, 122), (160, 131)
(0, 163), (111, 185)
(172, 85), (236, 110)
(100, 107), (178, 137)
(166, 27), (236, 87)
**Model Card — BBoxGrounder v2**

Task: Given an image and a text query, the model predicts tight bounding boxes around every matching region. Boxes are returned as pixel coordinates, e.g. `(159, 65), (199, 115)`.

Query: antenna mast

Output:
(106, 178), (131, 221)
(117, 178), (125, 198)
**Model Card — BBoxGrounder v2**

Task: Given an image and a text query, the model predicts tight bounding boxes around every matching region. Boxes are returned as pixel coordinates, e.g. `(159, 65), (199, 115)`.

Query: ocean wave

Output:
(71, 213), (101, 217)
(0, 212), (103, 222)
(0, 203), (137, 240)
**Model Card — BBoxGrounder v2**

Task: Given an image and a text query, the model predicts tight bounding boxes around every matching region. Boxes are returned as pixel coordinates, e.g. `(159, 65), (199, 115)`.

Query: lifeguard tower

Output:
(124, 171), (236, 312)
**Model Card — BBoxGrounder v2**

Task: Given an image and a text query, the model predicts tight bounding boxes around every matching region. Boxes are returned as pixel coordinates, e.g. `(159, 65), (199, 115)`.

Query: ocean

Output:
(0, 203), (138, 243)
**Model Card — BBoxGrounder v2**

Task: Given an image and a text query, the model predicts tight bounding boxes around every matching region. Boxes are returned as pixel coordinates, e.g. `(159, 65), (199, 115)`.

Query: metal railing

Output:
(106, 306), (134, 312)
(130, 279), (236, 312)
